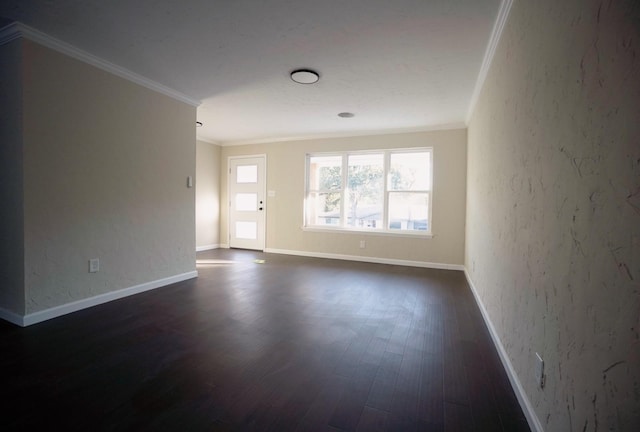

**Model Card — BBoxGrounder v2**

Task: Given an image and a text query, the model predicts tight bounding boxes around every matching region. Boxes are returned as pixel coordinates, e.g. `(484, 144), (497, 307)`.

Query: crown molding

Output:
(465, 0), (513, 124)
(0, 21), (22, 45)
(0, 21), (201, 107)
(217, 122), (467, 146)
(196, 135), (222, 146)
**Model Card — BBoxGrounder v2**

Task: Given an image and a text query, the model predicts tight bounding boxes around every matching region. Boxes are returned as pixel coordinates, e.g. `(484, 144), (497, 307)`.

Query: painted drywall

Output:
(196, 140), (221, 250)
(466, 0), (640, 430)
(0, 38), (25, 317)
(21, 39), (197, 314)
(220, 129), (466, 266)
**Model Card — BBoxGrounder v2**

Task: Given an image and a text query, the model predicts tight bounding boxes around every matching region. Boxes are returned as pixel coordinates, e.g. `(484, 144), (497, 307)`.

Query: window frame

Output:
(304, 147), (433, 237)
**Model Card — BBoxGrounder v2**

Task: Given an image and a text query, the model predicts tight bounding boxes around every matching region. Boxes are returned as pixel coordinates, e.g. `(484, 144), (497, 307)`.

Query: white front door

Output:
(228, 156), (266, 250)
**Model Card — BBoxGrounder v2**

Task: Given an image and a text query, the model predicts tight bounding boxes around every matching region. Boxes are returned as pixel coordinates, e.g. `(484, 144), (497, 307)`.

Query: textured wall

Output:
(0, 39), (25, 316)
(466, 0), (640, 430)
(196, 140), (221, 249)
(220, 129), (467, 266)
(22, 40), (197, 314)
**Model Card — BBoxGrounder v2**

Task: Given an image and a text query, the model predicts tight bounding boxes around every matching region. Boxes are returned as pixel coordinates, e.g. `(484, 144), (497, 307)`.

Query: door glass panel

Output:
(237, 165), (258, 183)
(235, 193), (257, 211)
(236, 221), (257, 239)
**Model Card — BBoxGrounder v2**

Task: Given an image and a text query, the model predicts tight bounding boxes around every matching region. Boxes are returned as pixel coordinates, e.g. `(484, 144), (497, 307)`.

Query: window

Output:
(305, 148), (432, 235)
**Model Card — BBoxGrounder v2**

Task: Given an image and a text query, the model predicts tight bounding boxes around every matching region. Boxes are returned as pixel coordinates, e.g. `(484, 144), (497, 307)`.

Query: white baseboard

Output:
(264, 248), (465, 271)
(9, 271), (198, 327)
(196, 244), (220, 252)
(463, 269), (544, 432)
(219, 243), (230, 249)
(0, 307), (25, 327)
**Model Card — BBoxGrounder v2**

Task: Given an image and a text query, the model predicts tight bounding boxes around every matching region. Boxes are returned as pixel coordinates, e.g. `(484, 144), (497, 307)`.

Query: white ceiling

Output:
(0, 0), (504, 145)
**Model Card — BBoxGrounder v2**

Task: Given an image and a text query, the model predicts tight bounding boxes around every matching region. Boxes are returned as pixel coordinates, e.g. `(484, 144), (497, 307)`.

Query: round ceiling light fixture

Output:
(338, 112), (355, 118)
(290, 69), (320, 84)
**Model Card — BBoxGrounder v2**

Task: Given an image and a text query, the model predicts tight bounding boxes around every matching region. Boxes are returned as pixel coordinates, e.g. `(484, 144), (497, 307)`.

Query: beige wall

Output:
(221, 129), (466, 266)
(466, 0), (640, 430)
(0, 39), (25, 317)
(196, 140), (221, 249)
(21, 39), (197, 314)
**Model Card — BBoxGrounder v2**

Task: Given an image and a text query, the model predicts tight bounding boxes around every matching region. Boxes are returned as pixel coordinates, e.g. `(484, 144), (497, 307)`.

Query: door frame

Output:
(227, 154), (267, 250)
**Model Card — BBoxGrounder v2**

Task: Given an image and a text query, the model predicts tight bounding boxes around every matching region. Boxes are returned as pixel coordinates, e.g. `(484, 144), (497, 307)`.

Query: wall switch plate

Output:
(359, 240), (366, 249)
(535, 352), (545, 388)
(89, 258), (100, 273)
(187, 176), (193, 188)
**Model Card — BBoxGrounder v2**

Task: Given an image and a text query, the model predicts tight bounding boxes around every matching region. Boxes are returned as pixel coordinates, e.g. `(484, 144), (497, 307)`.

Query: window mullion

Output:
(341, 154), (348, 227)
(304, 155), (311, 227)
(383, 150), (390, 230)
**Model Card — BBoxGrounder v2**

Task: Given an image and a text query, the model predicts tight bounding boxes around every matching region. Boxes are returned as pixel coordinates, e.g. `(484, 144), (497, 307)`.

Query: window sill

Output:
(302, 226), (433, 239)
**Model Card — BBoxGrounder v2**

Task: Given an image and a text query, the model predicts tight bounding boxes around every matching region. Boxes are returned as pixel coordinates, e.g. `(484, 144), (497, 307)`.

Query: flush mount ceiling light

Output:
(338, 112), (355, 118)
(196, 121), (203, 127)
(290, 69), (320, 84)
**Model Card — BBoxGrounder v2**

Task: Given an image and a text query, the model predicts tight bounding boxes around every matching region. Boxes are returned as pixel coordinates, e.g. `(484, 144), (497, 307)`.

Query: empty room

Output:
(0, 1), (638, 431)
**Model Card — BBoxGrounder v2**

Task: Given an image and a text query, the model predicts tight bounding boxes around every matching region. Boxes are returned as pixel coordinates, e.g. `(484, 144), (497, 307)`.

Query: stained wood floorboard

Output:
(1, 249), (530, 431)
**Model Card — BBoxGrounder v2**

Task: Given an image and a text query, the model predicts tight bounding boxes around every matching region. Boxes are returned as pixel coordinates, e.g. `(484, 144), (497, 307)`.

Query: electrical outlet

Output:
(89, 258), (100, 273)
(535, 352), (545, 388)
(359, 240), (366, 249)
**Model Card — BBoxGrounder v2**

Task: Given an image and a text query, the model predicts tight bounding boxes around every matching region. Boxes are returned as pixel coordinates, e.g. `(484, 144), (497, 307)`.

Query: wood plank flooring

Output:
(1, 249), (530, 431)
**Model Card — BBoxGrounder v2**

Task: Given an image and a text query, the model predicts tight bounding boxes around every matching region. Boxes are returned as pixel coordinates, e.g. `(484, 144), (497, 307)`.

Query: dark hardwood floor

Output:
(1, 249), (530, 431)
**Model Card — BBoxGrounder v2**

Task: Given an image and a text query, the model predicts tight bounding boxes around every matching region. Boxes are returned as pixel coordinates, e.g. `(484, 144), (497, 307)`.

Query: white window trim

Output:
(301, 226), (434, 238)
(303, 147), (433, 237)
